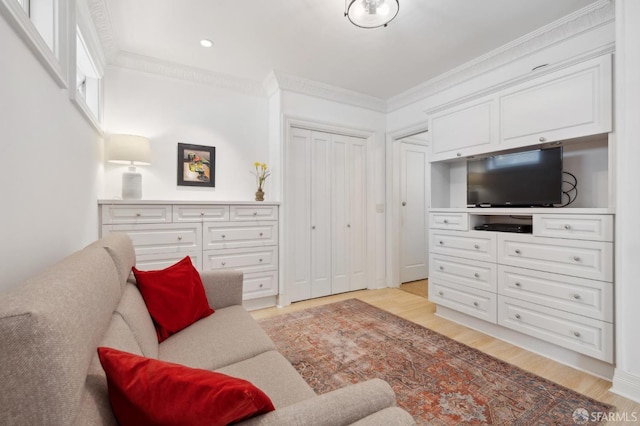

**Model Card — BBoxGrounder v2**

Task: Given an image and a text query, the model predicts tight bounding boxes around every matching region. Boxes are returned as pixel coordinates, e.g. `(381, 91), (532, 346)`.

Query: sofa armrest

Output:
(240, 379), (412, 426)
(200, 269), (244, 309)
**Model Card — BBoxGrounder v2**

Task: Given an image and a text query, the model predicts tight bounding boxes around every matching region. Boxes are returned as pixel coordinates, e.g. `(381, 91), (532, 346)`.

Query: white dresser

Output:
(99, 200), (280, 310)
(428, 209), (614, 369)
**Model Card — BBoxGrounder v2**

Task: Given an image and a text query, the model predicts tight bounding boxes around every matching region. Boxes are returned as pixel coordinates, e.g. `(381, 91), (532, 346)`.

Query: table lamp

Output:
(106, 134), (151, 200)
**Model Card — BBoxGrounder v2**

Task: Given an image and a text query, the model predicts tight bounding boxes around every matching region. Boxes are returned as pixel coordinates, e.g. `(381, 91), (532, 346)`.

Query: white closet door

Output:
(400, 142), (429, 283)
(288, 128), (312, 302)
(310, 131), (332, 298)
(332, 134), (367, 293)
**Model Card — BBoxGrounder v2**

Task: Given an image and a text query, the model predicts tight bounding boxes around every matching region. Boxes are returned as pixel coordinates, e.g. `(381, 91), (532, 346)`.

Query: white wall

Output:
(0, 15), (103, 292)
(611, 0), (640, 403)
(103, 67), (270, 202)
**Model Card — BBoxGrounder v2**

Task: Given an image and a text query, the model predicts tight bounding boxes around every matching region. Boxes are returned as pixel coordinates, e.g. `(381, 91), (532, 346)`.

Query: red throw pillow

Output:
(132, 256), (214, 342)
(97, 347), (275, 426)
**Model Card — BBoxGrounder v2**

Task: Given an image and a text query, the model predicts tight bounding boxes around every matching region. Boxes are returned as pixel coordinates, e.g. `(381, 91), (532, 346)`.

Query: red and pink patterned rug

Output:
(259, 299), (614, 425)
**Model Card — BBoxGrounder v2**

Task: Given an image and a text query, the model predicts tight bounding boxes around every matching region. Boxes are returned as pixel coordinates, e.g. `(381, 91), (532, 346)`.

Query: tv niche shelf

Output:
(427, 207), (615, 379)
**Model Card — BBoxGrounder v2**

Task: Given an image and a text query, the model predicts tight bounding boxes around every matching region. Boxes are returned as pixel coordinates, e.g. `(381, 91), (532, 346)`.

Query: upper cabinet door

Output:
(499, 55), (612, 148)
(429, 96), (498, 162)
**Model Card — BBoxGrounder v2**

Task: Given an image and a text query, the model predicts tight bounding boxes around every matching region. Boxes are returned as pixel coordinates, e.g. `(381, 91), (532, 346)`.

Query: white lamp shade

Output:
(107, 134), (151, 165)
(347, 0), (399, 28)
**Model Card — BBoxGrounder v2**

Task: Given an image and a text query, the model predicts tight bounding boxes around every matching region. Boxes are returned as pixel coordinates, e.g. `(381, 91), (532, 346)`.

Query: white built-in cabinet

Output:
(99, 201), (279, 310)
(428, 55), (612, 162)
(287, 128), (368, 302)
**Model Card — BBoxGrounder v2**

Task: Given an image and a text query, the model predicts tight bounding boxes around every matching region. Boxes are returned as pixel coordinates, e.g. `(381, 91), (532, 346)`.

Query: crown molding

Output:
(271, 71), (387, 113)
(111, 51), (266, 96)
(86, 0), (118, 62)
(387, 0), (615, 112)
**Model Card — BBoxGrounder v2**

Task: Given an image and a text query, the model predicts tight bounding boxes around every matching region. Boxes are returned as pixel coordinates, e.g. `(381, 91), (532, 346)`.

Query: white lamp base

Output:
(122, 168), (142, 200)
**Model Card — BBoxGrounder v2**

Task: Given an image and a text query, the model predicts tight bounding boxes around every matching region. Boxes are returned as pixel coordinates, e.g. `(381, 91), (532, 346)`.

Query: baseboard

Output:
(243, 295), (277, 311)
(611, 370), (640, 404)
(435, 305), (615, 380)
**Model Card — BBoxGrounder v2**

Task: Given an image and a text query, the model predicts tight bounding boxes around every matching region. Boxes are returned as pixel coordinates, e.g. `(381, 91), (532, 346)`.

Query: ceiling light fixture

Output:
(200, 39), (213, 48)
(345, 0), (399, 29)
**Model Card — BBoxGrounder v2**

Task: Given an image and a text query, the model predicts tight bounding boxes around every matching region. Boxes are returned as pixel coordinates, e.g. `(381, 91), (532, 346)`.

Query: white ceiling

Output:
(102, 0), (600, 100)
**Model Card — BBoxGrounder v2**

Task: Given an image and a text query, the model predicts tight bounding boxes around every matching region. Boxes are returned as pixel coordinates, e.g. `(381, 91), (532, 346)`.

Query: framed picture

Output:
(177, 143), (216, 187)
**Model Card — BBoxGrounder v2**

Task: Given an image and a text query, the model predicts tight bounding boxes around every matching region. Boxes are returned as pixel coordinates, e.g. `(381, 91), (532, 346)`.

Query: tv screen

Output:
(467, 147), (563, 207)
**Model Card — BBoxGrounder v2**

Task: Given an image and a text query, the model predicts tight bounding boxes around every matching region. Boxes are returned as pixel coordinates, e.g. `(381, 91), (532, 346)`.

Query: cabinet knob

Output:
(473, 302), (479, 307)
(347, 224), (351, 228)
(515, 249), (521, 255)
(443, 219), (449, 224)
(402, 201), (406, 206)
(259, 283), (264, 288)
(259, 258), (263, 262)
(438, 291), (444, 296)
(515, 282), (522, 287)
(474, 244), (479, 249)
(439, 266), (444, 270)
(573, 256), (581, 262)
(564, 224), (571, 230)
(253, 212), (258, 216)
(221, 235), (226, 239)
(200, 212), (205, 216)
(439, 240), (444, 245)
(259, 232), (264, 237)
(135, 213), (141, 217)
(177, 236), (182, 241)
(573, 331), (581, 338)
(539, 136), (546, 142)
(456, 152), (462, 157)
(515, 314), (521, 319)
(573, 294), (581, 300)
(474, 273), (480, 278)
(221, 262), (226, 266)
(312, 226), (316, 230)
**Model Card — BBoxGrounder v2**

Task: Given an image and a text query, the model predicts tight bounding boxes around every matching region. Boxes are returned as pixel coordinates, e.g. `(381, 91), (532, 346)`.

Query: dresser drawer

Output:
(533, 214), (613, 242)
(203, 222), (278, 250)
(101, 204), (172, 224)
(430, 230), (497, 262)
(429, 278), (497, 323)
(202, 246), (278, 274)
(430, 254), (497, 292)
(230, 205), (278, 221)
(498, 234), (613, 282)
(243, 271), (278, 300)
(498, 266), (613, 322)
(498, 296), (613, 362)
(134, 252), (202, 271)
(173, 205), (230, 222)
(102, 223), (201, 256)
(429, 212), (468, 231)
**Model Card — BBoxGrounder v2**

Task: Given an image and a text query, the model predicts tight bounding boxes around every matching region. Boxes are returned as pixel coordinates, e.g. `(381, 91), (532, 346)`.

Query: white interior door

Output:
(400, 142), (429, 283)
(310, 131), (332, 298)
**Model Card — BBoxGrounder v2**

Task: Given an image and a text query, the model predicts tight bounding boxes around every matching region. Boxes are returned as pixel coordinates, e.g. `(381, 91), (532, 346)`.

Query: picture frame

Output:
(177, 143), (216, 187)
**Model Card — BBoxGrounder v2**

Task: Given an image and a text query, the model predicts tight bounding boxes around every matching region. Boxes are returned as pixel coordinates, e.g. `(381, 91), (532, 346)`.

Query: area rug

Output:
(259, 299), (614, 425)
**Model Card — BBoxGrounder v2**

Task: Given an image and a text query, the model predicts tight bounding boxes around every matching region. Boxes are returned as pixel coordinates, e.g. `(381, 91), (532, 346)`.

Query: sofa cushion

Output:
(0, 247), (122, 426)
(215, 350), (316, 409)
(133, 256), (214, 342)
(98, 347), (275, 426)
(158, 305), (276, 371)
(114, 283), (159, 358)
(88, 233), (136, 289)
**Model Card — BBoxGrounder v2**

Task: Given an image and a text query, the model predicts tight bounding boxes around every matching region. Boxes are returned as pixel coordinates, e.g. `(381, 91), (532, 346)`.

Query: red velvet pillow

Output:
(132, 256), (214, 342)
(97, 347), (275, 426)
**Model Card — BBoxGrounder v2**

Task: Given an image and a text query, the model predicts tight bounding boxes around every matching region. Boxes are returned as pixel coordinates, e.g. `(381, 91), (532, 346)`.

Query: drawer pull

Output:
(259, 258), (263, 262)
(443, 219), (449, 224)
(439, 240), (444, 245)
(177, 236), (182, 241)
(474, 244), (479, 249)
(514, 282), (522, 287)
(253, 212), (258, 216)
(564, 224), (571, 230)
(439, 266), (444, 271)
(539, 136), (546, 142)
(573, 256), (581, 262)
(200, 212), (205, 216)
(456, 152), (462, 157)
(573, 294), (581, 300)
(438, 291), (444, 296)
(473, 302), (479, 307)
(515, 249), (521, 255)
(474, 273), (480, 278)
(312, 226), (316, 230)
(259, 284), (264, 288)
(221, 235), (226, 239)
(135, 213), (141, 217)
(347, 224), (351, 228)
(259, 232), (264, 237)
(573, 331), (581, 338)
(515, 314), (521, 320)
(221, 262), (226, 266)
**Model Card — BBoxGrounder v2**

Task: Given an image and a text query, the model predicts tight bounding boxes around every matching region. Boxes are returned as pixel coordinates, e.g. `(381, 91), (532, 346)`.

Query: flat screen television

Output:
(467, 147), (563, 207)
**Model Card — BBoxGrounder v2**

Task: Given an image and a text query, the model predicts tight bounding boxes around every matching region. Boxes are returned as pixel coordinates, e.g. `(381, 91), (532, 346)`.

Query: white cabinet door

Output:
(429, 96), (498, 162)
(332, 134), (367, 293)
(500, 55), (612, 148)
(400, 143), (429, 283)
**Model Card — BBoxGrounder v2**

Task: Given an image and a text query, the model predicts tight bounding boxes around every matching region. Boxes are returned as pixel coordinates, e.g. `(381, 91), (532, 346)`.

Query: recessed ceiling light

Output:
(200, 39), (213, 48)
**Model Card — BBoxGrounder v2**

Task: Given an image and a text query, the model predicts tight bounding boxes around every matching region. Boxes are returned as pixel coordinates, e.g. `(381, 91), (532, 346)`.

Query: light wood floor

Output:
(251, 287), (640, 424)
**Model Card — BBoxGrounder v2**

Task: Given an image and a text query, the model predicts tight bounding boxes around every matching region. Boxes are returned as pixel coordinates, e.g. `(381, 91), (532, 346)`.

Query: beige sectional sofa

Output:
(0, 233), (415, 425)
